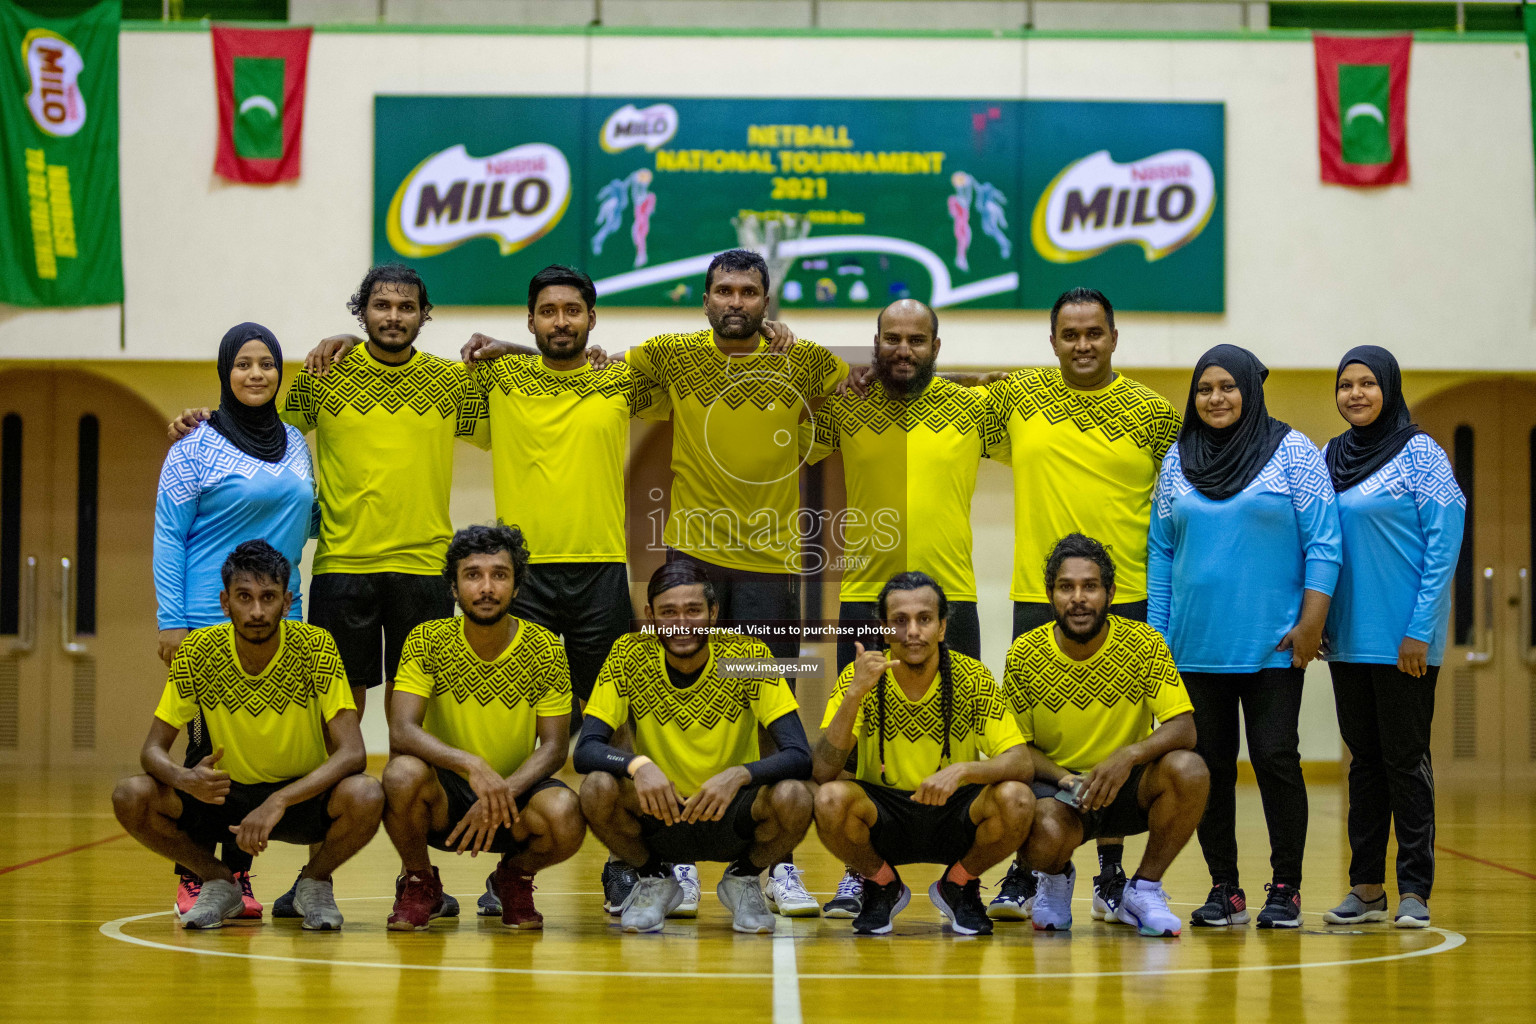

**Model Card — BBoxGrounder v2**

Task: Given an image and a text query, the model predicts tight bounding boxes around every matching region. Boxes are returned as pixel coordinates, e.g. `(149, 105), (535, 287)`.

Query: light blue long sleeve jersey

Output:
(1322, 434), (1465, 667)
(1148, 430), (1343, 673)
(153, 423), (317, 630)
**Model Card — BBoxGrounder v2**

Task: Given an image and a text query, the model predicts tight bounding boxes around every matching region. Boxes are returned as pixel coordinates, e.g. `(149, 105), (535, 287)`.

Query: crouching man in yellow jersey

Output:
(574, 561), (814, 935)
(112, 541), (381, 932)
(812, 572), (1035, 937)
(382, 524), (585, 932)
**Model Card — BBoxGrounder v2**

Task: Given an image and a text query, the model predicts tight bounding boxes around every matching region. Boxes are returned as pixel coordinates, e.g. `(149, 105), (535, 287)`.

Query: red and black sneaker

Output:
(1190, 882), (1250, 927)
(174, 874), (202, 924)
(230, 870), (264, 924)
(1256, 883), (1302, 929)
(387, 866), (447, 931)
(493, 859), (543, 930)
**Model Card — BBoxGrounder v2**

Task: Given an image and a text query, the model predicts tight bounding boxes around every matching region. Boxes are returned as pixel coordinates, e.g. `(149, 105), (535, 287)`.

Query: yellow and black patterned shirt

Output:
(282, 346), (489, 575)
(627, 330), (848, 574)
(986, 369), (1180, 602)
(1002, 616), (1193, 773)
(154, 621), (354, 785)
(805, 377), (1000, 602)
(820, 651), (1024, 792)
(393, 617), (572, 778)
(585, 630), (799, 797)
(474, 355), (668, 564)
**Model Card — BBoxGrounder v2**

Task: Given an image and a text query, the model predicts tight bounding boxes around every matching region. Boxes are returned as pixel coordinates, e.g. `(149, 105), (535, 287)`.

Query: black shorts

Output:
(835, 600), (981, 672)
(639, 783), (761, 864)
(309, 572), (454, 689)
(1011, 600), (1149, 641)
(174, 779), (335, 848)
(425, 769), (570, 855)
(859, 781), (983, 867)
(1031, 764), (1150, 841)
(665, 549), (800, 664)
(512, 561), (632, 703)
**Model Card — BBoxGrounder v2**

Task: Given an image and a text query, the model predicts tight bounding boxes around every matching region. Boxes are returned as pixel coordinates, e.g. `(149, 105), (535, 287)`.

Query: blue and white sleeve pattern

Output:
(1146, 448), (1181, 637)
(1271, 431), (1343, 596)
(153, 430), (205, 630)
(1404, 435), (1466, 644)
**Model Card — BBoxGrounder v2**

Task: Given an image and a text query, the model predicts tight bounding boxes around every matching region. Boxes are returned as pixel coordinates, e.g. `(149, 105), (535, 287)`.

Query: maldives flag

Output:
(212, 25), (311, 183)
(1314, 34), (1411, 186)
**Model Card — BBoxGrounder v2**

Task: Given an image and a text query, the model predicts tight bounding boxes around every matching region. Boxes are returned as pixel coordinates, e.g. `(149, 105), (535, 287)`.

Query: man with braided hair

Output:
(811, 572), (1035, 936)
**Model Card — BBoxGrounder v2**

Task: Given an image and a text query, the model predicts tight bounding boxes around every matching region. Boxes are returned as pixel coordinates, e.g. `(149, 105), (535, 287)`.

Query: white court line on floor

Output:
(98, 907), (1467, 982)
(773, 918), (801, 1024)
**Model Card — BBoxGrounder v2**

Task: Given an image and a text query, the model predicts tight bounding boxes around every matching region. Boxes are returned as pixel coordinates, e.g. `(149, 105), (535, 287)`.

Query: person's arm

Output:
(680, 710), (811, 824)
(1028, 746), (1073, 788)
(1078, 711), (1196, 812)
(939, 370), (1011, 387)
(1278, 436), (1341, 667)
(227, 706), (366, 857)
(1401, 440), (1467, 677)
(1146, 456), (1177, 637)
(152, 440), (199, 664)
(389, 678), (517, 831)
(812, 643), (892, 784)
(504, 714), (570, 797)
(911, 742), (1031, 806)
(573, 714), (636, 775)
(140, 717), (231, 804)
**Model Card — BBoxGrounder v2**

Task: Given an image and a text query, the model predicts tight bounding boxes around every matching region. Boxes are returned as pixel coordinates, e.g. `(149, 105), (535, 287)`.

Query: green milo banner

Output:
(0, 0), (122, 307)
(374, 95), (1222, 312)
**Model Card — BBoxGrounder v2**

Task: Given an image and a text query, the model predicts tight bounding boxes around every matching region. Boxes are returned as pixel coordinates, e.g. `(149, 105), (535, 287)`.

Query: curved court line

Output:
(99, 908), (1464, 982)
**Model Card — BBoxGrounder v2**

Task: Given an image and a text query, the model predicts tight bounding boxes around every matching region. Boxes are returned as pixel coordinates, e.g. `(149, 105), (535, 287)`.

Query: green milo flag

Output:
(233, 56), (284, 159)
(0, 0), (122, 307)
(1338, 63), (1391, 165)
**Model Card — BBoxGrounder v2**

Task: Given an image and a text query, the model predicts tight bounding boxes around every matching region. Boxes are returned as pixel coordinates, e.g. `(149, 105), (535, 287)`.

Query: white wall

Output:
(0, 28), (1529, 371)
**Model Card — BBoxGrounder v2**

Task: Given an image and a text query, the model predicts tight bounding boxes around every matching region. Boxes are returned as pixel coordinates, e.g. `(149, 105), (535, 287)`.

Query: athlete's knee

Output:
(1022, 800), (1078, 857)
(541, 787), (586, 840)
(334, 774), (386, 823)
(580, 771), (620, 818)
(1160, 749), (1210, 797)
(812, 780), (856, 827)
(381, 755), (432, 800)
(111, 774), (156, 826)
(767, 780), (813, 830)
(991, 781), (1035, 831)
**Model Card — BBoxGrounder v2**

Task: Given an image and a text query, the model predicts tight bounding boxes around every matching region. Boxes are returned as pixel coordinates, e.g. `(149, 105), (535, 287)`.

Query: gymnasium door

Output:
(0, 370), (165, 770)
(1414, 380), (1536, 784)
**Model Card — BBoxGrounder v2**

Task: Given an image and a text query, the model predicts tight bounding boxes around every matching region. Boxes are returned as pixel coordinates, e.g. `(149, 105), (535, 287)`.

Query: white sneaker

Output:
(668, 863), (700, 918)
(620, 875), (683, 933)
(765, 864), (821, 917)
(1032, 866), (1074, 932)
(1115, 877), (1181, 937)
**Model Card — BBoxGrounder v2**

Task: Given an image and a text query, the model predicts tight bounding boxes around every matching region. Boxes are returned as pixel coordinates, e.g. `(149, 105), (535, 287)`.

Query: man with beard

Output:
(382, 524), (585, 931)
(112, 542), (382, 931)
(805, 298), (995, 671)
(997, 534), (1208, 936)
(574, 560), (814, 935)
(811, 572), (1034, 937)
(985, 286), (1181, 920)
(624, 249), (848, 661)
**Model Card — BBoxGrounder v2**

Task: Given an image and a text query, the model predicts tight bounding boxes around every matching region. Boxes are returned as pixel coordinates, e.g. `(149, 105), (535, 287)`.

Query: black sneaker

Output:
(602, 860), (639, 915)
(478, 871), (501, 917)
(823, 868), (863, 919)
(928, 874), (993, 936)
(1256, 883), (1301, 929)
(987, 860), (1036, 921)
(272, 869), (303, 919)
(851, 873), (911, 935)
(1092, 865), (1128, 921)
(1190, 882), (1250, 927)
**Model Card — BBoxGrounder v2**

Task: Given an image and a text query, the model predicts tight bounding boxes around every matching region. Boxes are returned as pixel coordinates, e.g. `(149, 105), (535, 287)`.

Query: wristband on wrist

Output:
(626, 755), (652, 778)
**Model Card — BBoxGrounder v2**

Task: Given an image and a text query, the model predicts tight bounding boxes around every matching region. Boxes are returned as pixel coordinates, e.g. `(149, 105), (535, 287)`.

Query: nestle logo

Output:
(485, 158), (547, 175)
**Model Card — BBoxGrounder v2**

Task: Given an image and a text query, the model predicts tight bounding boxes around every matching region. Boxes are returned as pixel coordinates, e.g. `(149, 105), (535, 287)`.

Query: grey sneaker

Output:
(292, 876), (344, 931)
(717, 871), (776, 934)
(1323, 891), (1389, 925)
(178, 877), (244, 930)
(619, 875), (683, 933)
(1394, 896), (1430, 929)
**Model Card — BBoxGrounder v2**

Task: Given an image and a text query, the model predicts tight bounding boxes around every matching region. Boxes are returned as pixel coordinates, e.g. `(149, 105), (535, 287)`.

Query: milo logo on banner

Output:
(1030, 149), (1215, 263)
(386, 143), (571, 258)
(21, 29), (87, 137)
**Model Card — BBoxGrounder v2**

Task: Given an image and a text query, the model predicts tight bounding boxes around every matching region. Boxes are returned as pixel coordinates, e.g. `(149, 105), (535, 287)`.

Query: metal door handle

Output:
(59, 557), (86, 657)
(8, 555), (36, 654)
(1520, 568), (1536, 667)
(1466, 566), (1494, 665)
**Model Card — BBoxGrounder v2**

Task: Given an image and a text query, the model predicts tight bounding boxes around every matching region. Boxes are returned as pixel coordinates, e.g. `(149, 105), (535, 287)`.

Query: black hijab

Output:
(207, 322), (287, 462)
(1324, 345), (1425, 492)
(1177, 344), (1292, 501)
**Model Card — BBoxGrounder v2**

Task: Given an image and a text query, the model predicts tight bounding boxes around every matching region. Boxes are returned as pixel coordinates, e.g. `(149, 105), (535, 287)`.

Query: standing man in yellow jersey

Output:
(624, 249), (849, 661)
(383, 525), (585, 932)
(984, 286), (1180, 916)
(805, 298), (997, 670)
(574, 561), (814, 935)
(111, 542), (382, 932)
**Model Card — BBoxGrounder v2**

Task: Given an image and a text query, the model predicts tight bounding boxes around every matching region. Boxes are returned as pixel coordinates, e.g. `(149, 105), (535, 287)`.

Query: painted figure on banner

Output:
(974, 181), (1011, 260)
(947, 172), (974, 271)
(630, 168), (656, 268)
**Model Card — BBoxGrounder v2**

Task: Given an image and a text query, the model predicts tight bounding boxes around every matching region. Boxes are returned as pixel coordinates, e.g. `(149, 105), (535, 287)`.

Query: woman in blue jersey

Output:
(1148, 344), (1341, 931)
(153, 322), (315, 922)
(1319, 346), (1463, 931)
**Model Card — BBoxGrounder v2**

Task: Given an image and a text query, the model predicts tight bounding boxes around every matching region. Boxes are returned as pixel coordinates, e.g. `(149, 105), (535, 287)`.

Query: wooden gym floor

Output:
(0, 766), (1531, 1024)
